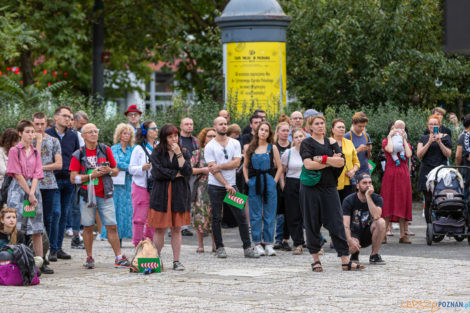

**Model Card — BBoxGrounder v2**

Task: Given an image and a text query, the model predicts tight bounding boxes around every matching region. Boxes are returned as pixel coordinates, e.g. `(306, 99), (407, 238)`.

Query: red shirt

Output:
(69, 146), (116, 198)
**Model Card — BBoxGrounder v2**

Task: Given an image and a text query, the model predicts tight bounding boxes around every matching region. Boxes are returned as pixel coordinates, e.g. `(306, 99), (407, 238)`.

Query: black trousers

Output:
(208, 185), (251, 249)
(284, 178), (305, 246)
(338, 185), (355, 206)
(300, 184), (349, 257)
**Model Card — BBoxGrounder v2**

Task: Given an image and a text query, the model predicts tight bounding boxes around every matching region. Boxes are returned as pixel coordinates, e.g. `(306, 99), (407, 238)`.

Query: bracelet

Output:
(176, 153), (183, 158)
(321, 155), (328, 164)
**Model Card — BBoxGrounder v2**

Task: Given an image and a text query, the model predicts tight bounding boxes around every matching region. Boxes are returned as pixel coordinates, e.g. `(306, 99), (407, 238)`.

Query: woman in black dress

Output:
(300, 115), (364, 272)
(417, 115), (452, 224)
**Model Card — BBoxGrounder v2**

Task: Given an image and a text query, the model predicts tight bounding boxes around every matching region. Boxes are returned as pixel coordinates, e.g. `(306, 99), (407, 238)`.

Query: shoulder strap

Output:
(141, 143), (151, 161)
(348, 131), (353, 139)
(98, 143), (108, 159)
(363, 131), (369, 143)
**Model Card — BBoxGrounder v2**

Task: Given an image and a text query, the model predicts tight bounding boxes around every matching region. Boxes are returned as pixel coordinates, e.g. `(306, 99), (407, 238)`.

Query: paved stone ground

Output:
(3, 208), (470, 313)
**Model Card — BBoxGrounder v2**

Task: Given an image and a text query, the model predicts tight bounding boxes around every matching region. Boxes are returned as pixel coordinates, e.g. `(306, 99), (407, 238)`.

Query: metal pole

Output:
(92, 0), (104, 104)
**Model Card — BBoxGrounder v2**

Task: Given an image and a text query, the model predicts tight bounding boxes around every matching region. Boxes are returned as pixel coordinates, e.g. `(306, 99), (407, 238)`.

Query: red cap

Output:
(124, 104), (142, 116)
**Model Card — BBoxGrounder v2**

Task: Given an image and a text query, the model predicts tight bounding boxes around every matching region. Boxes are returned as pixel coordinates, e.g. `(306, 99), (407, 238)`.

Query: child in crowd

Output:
(390, 120), (407, 166)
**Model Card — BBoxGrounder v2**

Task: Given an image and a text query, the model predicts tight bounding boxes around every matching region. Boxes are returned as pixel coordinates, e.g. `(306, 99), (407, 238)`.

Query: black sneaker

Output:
(281, 241), (292, 251)
(40, 263), (54, 274)
(351, 252), (359, 262)
(181, 229), (193, 236)
(49, 251), (58, 262)
(57, 249), (71, 259)
(71, 236), (85, 249)
(273, 242), (282, 250)
(369, 253), (386, 265)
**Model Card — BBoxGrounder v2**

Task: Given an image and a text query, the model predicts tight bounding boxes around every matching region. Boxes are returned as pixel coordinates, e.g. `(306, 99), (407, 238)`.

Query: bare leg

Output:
(170, 226), (182, 261)
(244, 201), (250, 227)
(370, 218), (386, 255)
(83, 226), (94, 256)
(105, 225), (122, 256)
(399, 218), (406, 238)
(32, 233), (43, 257)
(196, 231), (204, 250)
(153, 228), (167, 256)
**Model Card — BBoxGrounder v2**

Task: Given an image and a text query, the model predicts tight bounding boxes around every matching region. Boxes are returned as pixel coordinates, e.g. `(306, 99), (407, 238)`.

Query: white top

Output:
(129, 144), (152, 188)
(204, 137), (241, 187)
(77, 130), (85, 147)
(0, 147), (7, 187)
(281, 147), (303, 179)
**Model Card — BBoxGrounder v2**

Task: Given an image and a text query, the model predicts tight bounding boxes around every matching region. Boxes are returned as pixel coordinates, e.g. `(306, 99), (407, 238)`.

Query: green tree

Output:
(281, 0), (470, 113)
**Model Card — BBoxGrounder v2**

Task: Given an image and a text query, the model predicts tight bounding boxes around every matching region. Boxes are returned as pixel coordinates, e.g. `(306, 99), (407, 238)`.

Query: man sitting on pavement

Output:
(342, 173), (386, 265)
(69, 123), (130, 269)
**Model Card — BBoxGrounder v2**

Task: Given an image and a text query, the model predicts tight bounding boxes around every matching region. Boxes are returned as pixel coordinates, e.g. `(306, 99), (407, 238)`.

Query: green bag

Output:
(223, 192), (248, 210)
(300, 166), (322, 187)
(23, 200), (36, 218)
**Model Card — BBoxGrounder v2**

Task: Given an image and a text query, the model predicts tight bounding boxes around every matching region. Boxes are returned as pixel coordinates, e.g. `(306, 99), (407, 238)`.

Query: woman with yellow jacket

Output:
(331, 119), (360, 204)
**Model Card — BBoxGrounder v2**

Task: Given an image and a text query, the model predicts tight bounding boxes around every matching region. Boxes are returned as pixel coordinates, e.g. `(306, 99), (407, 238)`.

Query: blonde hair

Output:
(0, 207), (18, 244)
(227, 124), (241, 137)
(274, 122), (290, 143)
(291, 128), (305, 148)
(113, 123), (136, 146)
(305, 115), (326, 128)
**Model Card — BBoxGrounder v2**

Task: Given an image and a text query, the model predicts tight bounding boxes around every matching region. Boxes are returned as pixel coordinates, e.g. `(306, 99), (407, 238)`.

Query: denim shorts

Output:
(80, 196), (117, 227)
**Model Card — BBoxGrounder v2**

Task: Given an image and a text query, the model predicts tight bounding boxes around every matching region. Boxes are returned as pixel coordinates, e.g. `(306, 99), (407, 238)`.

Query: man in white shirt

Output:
(205, 117), (259, 259)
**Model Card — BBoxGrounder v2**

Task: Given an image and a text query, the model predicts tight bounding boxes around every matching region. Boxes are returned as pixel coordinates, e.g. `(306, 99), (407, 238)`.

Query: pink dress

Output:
(380, 138), (412, 222)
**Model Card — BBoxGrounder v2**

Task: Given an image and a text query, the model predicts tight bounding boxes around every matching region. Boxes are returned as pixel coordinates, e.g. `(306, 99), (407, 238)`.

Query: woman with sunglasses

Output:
(129, 120), (159, 247)
(191, 128), (217, 253)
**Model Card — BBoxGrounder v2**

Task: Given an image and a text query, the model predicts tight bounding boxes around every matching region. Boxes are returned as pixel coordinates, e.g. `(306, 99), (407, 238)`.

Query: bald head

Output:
(213, 117), (228, 136)
(81, 123), (97, 134)
(218, 110), (230, 122)
(81, 123), (99, 145)
(290, 111), (303, 128)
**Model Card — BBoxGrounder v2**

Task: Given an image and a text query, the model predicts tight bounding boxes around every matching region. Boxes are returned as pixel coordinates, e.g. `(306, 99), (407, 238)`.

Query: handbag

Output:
(130, 238), (162, 273)
(300, 166), (322, 187)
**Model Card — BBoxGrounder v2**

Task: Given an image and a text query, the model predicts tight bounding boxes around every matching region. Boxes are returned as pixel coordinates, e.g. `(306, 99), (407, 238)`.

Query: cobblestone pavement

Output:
(3, 209), (470, 313)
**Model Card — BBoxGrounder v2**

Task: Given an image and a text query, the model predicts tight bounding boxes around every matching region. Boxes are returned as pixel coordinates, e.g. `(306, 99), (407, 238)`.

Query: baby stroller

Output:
(425, 165), (470, 245)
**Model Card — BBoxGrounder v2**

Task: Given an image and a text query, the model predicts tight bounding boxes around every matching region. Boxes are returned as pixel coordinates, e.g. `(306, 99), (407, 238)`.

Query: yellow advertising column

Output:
(216, 0), (291, 119)
(225, 42), (287, 118)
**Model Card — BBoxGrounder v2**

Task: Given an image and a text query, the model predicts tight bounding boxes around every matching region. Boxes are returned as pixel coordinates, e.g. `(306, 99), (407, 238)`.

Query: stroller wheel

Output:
(455, 235), (465, 242)
(426, 223), (433, 246)
(433, 235), (444, 243)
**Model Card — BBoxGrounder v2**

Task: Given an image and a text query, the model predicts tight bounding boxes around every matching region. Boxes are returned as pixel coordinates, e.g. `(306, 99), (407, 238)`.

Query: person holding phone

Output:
(417, 115), (452, 225)
(344, 112), (372, 176)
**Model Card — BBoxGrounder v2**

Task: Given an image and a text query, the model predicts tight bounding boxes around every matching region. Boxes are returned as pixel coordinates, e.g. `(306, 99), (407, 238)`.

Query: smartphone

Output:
(98, 161), (110, 167)
(366, 142), (372, 146)
(433, 126), (439, 135)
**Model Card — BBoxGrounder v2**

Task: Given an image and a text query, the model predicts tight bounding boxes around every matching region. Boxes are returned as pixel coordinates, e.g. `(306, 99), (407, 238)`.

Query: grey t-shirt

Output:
(34, 135), (62, 189)
(344, 130), (371, 175)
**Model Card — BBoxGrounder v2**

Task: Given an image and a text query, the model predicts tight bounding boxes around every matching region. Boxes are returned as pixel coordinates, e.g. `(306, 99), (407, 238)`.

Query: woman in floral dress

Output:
(191, 127), (217, 253)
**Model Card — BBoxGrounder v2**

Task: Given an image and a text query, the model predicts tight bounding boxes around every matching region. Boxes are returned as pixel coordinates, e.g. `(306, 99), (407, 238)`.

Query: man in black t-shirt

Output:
(342, 173), (386, 265)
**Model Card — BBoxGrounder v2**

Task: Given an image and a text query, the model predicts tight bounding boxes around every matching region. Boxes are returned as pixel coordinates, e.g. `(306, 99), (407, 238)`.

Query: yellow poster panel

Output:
(226, 42), (286, 118)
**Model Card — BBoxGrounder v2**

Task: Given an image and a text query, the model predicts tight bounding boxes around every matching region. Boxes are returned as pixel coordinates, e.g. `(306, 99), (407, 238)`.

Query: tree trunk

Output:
(20, 49), (34, 87)
(457, 96), (464, 118)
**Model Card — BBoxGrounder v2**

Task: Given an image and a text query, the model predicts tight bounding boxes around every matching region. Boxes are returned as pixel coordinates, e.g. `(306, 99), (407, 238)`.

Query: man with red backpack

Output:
(69, 123), (130, 269)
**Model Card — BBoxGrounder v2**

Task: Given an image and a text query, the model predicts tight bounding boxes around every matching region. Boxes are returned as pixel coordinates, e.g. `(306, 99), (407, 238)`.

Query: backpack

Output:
(0, 147), (37, 208)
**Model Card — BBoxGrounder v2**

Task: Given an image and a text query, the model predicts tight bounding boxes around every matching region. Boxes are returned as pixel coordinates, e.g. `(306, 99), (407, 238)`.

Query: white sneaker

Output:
(95, 233), (101, 241)
(255, 244), (265, 256)
(265, 245), (276, 256)
(65, 228), (73, 237)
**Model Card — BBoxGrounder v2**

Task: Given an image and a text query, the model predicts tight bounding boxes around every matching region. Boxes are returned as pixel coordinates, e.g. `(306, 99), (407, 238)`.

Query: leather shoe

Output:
(57, 249), (72, 260)
(40, 263), (54, 274)
(49, 251), (58, 262)
(399, 236), (412, 244)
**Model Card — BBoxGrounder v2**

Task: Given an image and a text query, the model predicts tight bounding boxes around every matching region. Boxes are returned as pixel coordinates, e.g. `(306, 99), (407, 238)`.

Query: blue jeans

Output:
(41, 189), (61, 252)
(56, 179), (74, 250)
(275, 214), (285, 243)
(70, 187), (82, 233)
(248, 174), (277, 244)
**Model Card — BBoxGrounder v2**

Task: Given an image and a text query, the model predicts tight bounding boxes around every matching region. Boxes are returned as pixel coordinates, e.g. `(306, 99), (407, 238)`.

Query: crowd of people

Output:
(0, 103), (468, 276)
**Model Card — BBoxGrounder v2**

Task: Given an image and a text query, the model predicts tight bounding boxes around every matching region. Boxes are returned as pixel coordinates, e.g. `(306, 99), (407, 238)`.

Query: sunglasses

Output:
(223, 148), (228, 159)
(148, 127), (158, 131)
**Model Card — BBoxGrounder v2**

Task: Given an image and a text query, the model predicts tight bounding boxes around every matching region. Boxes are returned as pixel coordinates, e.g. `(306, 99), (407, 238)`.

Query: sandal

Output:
(196, 247), (204, 253)
(311, 261), (323, 272)
(342, 260), (365, 271)
(318, 249), (324, 255)
(405, 231), (415, 236)
(386, 231), (394, 236)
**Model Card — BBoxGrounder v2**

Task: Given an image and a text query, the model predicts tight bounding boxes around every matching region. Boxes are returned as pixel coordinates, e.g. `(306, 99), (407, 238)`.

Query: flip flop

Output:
(386, 231), (394, 236)
(405, 231), (415, 236)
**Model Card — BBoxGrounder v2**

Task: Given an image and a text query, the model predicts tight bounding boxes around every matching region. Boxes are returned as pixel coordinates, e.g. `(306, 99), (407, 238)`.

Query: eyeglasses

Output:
(223, 148), (228, 159)
(207, 135), (216, 138)
(84, 129), (99, 135)
(148, 127), (158, 131)
(127, 113), (140, 117)
(292, 117), (303, 120)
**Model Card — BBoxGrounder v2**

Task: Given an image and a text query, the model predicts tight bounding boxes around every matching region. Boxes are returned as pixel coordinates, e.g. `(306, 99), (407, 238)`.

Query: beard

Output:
(217, 130), (226, 136)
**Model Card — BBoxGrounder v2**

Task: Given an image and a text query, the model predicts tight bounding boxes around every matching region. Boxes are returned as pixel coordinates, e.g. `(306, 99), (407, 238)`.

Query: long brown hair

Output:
(0, 207), (18, 244)
(245, 121), (274, 165)
(0, 128), (20, 154)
